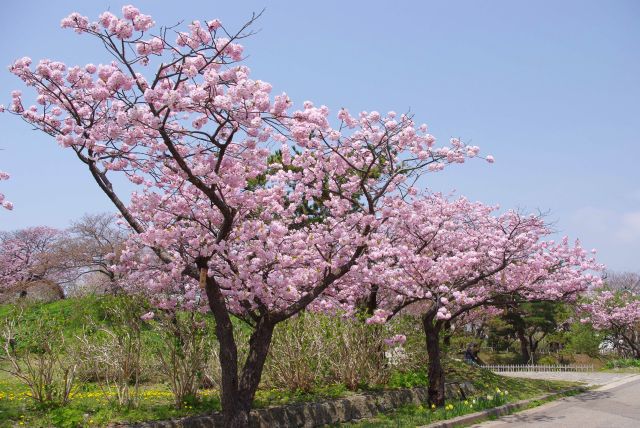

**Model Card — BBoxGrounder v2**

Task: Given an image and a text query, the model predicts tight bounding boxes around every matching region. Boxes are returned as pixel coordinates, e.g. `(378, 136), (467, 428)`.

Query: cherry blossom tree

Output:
(0, 170), (11, 210)
(0, 226), (63, 287)
(605, 271), (640, 293)
(57, 213), (128, 292)
(333, 194), (603, 405)
(582, 286), (640, 358)
(7, 5), (490, 425)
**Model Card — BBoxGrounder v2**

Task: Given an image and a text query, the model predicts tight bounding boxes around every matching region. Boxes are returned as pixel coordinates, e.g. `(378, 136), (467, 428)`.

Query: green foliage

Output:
(605, 358), (640, 369)
(388, 369), (428, 388)
(565, 322), (601, 357)
(537, 355), (559, 365)
(48, 407), (86, 428)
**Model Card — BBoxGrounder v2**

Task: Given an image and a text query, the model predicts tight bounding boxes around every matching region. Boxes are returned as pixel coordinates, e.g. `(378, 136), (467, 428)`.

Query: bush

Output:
(536, 355), (559, 365)
(0, 306), (79, 405)
(263, 312), (331, 392)
(262, 313), (424, 392)
(76, 296), (149, 407)
(150, 311), (213, 408)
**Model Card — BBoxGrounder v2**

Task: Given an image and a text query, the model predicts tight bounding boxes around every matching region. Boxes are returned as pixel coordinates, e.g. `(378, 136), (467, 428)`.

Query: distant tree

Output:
(58, 213), (127, 293)
(491, 301), (570, 363)
(605, 271), (640, 293)
(583, 285), (640, 358)
(566, 321), (601, 358)
(0, 226), (63, 287)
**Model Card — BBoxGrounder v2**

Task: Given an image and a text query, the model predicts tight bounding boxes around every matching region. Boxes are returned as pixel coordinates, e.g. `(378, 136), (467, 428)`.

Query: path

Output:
(472, 374), (640, 428)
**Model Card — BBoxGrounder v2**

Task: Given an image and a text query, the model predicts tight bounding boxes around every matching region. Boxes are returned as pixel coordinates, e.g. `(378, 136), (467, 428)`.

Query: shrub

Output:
(76, 296), (148, 407)
(536, 355), (559, 365)
(263, 312), (331, 392)
(0, 306), (79, 405)
(150, 311), (213, 408)
(328, 317), (390, 390)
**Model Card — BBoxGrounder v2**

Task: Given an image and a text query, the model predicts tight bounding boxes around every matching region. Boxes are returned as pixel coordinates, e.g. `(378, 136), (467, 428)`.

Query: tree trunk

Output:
(423, 313), (445, 407)
(205, 278), (243, 426)
(236, 317), (274, 424)
(362, 284), (379, 315)
(205, 277), (274, 427)
(443, 320), (452, 347)
(516, 326), (530, 364)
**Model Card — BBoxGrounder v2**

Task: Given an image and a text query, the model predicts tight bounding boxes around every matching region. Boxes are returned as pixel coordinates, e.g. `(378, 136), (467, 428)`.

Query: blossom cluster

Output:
(0, 171), (11, 210)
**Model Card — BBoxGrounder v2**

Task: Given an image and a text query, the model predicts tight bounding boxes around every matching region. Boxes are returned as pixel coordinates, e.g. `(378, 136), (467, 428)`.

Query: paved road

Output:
(473, 375), (640, 428)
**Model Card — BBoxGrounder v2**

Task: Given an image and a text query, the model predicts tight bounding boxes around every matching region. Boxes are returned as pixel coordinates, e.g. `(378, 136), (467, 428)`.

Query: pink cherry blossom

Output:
(582, 286), (640, 357)
(0, 226), (63, 286)
(7, 5), (489, 422)
(0, 170), (11, 210)
(140, 311), (155, 321)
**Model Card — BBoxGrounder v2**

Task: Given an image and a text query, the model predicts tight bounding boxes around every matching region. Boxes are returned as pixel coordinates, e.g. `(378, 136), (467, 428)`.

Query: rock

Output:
(0, 279), (64, 304)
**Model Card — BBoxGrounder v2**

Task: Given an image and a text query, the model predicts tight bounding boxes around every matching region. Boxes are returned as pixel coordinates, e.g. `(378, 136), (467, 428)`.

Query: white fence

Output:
(482, 364), (594, 372)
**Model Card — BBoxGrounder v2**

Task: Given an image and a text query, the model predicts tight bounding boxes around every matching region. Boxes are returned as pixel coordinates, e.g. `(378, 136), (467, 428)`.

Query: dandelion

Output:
(431, 403), (436, 410)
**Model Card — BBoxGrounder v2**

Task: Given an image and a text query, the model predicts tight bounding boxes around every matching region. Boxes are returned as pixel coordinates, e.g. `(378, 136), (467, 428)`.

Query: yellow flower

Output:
(431, 403), (436, 409)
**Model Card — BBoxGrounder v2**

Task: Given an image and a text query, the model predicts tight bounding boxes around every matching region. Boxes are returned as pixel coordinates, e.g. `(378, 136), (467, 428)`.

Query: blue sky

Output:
(0, 1), (638, 271)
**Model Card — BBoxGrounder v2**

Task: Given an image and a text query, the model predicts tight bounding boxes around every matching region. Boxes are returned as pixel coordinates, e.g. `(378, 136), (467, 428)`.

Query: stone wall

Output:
(0, 279), (64, 304)
(120, 382), (476, 428)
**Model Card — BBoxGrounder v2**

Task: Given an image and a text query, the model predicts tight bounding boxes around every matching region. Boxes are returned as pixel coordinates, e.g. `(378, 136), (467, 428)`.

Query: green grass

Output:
(604, 358), (640, 370)
(339, 383), (581, 427)
(338, 361), (580, 427)
(0, 379), (221, 428)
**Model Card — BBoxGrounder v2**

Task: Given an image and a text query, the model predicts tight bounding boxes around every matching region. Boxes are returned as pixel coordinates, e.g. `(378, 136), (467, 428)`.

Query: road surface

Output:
(473, 375), (640, 428)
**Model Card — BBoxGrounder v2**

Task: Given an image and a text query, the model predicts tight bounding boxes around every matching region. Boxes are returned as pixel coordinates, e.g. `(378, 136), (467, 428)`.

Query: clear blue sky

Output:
(0, 1), (638, 271)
